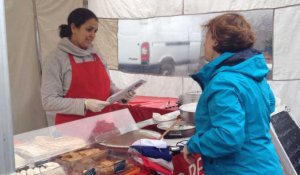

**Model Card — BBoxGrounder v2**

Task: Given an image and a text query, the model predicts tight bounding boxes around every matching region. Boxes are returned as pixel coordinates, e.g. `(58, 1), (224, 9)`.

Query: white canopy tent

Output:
(1, 0), (300, 173)
(4, 0), (300, 134)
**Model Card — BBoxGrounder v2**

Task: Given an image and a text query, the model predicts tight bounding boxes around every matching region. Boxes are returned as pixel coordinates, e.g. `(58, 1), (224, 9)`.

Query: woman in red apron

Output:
(41, 8), (132, 125)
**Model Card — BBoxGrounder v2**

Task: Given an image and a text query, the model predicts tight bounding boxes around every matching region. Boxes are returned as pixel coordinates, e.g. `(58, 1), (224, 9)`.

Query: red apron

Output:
(55, 53), (110, 125)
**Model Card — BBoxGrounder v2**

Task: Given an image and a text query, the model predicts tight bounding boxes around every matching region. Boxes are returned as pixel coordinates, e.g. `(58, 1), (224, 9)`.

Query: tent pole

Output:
(0, 0), (15, 173)
(83, 0), (88, 8)
(32, 0), (42, 74)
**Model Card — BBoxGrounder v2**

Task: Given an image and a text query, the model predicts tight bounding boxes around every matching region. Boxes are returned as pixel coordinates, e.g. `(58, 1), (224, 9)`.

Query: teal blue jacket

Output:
(188, 49), (283, 175)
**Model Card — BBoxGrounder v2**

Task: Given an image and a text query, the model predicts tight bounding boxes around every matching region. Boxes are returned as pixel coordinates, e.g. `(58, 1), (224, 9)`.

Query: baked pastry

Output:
(17, 170), (26, 175)
(56, 148), (108, 173)
(95, 158), (126, 175)
(99, 160), (115, 167)
(15, 135), (87, 159)
(33, 136), (86, 151)
(59, 148), (107, 162)
(15, 143), (49, 157)
(60, 151), (82, 162)
(78, 148), (101, 157)
(16, 162), (65, 175)
(39, 162), (65, 175)
(95, 160), (115, 175)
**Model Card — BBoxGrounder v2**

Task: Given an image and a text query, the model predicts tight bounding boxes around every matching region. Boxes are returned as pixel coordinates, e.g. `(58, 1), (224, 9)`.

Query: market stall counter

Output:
(14, 109), (204, 175)
(14, 109), (143, 175)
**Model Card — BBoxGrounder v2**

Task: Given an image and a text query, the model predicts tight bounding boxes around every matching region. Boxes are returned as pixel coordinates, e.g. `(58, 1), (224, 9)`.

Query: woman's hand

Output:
(182, 145), (194, 164)
(85, 99), (110, 112)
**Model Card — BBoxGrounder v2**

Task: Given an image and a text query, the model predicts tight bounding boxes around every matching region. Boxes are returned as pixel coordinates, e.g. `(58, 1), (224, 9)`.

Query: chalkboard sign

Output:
(271, 111), (300, 174)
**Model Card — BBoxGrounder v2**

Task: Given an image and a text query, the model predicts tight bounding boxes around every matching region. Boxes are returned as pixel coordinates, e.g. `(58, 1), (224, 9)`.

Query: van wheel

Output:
(160, 59), (175, 76)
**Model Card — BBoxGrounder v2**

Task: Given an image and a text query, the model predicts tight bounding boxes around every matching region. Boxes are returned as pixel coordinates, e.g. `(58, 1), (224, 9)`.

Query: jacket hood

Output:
(57, 38), (97, 57)
(191, 48), (269, 89)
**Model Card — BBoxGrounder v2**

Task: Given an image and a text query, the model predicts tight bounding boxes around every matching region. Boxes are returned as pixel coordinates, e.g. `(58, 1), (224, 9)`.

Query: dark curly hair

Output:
(204, 13), (256, 53)
(59, 8), (98, 38)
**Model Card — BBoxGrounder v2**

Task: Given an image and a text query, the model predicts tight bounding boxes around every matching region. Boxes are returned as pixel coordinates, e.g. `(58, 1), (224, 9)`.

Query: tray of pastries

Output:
(54, 147), (137, 175)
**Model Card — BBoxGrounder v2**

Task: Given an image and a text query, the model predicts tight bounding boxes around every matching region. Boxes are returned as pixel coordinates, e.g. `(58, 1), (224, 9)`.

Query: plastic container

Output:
(55, 147), (108, 174)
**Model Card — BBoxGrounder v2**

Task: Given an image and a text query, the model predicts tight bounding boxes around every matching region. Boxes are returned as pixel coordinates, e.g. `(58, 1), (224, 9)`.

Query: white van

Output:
(118, 15), (204, 75)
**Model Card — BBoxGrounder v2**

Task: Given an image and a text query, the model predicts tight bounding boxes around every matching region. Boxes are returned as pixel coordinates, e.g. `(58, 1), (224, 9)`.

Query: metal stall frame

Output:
(0, 0), (15, 174)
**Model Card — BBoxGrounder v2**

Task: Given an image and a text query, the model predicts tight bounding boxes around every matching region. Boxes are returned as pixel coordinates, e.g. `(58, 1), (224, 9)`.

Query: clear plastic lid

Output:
(14, 109), (138, 169)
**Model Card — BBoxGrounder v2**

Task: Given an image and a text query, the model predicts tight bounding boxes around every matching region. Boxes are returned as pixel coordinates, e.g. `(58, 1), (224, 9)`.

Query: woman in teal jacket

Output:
(182, 13), (283, 175)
